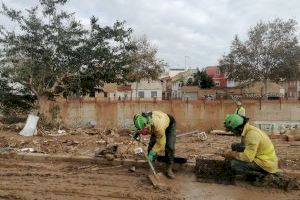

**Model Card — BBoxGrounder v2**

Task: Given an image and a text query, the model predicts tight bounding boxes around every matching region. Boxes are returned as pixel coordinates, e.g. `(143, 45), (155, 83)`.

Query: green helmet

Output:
(224, 114), (244, 130)
(134, 114), (147, 130)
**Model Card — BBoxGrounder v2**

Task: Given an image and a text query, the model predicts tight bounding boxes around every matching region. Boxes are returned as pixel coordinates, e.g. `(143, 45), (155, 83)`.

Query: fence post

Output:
(259, 98), (262, 110)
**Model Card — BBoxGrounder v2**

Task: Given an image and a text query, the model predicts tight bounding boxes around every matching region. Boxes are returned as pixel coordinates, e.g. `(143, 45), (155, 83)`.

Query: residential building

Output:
(98, 83), (131, 100)
(131, 79), (163, 100)
(160, 76), (172, 100)
(205, 66), (227, 87)
(181, 86), (199, 100)
(284, 80), (300, 99)
(170, 69), (196, 99)
(164, 67), (186, 77)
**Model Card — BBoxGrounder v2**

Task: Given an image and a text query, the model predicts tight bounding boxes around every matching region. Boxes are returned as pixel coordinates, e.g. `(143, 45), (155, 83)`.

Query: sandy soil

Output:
(0, 129), (299, 170)
(0, 129), (300, 199)
(0, 157), (299, 200)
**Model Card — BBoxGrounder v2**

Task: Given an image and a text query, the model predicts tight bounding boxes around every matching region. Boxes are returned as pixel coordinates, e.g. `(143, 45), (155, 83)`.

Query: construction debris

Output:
(129, 166), (136, 172)
(94, 144), (118, 157)
(19, 114), (39, 137)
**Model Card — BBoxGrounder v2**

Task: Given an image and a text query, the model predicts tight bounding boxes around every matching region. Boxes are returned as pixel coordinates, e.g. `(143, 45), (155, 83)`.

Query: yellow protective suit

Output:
(149, 111), (170, 153)
(237, 123), (278, 173)
(235, 106), (246, 117)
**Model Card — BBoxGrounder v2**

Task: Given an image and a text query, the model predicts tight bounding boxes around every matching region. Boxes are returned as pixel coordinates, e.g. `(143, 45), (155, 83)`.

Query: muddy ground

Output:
(0, 128), (300, 199)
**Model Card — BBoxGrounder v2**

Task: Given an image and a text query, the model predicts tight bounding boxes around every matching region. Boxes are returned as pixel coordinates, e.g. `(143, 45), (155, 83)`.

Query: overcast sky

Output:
(1, 0), (300, 69)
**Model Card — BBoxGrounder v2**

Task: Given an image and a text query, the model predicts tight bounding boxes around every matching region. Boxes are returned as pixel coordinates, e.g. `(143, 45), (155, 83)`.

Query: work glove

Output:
(132, 131), (140, 141)
(221, 150), (239, 159)
(147, 150), (156, 161)
(231, 142), (245, 152)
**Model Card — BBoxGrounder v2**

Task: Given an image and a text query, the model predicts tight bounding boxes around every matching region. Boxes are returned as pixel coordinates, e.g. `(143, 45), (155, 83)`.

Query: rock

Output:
(19, 148), (35, 153)
(129, 166), (136, 172)
(105, 153), (115, 161)
(96, 140), (106, 144)
(14, 123), (25, 131)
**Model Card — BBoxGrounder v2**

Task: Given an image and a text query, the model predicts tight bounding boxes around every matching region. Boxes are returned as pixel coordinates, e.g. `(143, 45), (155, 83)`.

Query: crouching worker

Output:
(133, 111), (176, 179)
(222, 114), (278, 184)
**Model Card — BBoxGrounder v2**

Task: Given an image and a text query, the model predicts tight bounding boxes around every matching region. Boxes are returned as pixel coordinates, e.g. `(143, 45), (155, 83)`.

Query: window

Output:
(151, 91), (157, 98)
(216, 69), (220, 76)
(138, 91), (144, 98)
(215, 81), (220, 87)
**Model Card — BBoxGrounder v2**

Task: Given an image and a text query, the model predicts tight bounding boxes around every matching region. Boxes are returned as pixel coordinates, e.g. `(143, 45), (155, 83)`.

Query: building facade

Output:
(205, 66), (227, 87)
(131, 79), (163, 100)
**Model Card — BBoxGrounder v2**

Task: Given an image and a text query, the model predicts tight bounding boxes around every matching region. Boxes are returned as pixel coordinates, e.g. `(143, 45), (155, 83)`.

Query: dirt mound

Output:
(195, 158), (234, 184)
(195, 158), (300, 191)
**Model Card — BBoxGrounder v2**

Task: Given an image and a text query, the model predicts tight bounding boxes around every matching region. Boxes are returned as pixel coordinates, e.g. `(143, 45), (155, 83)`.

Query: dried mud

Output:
(0, 129), (300, 199)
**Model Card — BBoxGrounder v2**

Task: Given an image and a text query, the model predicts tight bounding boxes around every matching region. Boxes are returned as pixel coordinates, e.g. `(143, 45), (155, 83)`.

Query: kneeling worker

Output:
(222, 114), (278, 183)
(133, 111), (176, 179)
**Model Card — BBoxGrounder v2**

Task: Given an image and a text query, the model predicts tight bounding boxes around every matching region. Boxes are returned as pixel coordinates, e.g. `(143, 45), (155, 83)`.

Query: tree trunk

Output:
(36, 95), (52, 120)
(135, 81), (139, 100)
(264, 79), (268, 99)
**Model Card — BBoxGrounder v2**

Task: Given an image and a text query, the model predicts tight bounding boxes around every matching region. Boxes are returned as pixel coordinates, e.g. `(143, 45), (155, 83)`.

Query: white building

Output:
(131, 79), (163, 100)
(170, 69), (196, 99)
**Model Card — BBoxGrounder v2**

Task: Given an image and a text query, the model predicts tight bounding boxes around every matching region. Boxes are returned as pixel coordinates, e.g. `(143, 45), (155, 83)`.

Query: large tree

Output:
(0, 0), (164, 115)
(192, 69), (214, 88)
(219, 18), (300, 96)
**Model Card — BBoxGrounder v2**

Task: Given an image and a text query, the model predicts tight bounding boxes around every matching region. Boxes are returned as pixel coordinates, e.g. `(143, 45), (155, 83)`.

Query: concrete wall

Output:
(58, 99), (300, 132)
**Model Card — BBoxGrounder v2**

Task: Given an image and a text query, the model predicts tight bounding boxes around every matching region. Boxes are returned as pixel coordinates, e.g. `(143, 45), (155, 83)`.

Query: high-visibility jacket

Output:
(149, 111), (170, 153)
(237, 123), (278, 173)
(235, 106), (246, 117)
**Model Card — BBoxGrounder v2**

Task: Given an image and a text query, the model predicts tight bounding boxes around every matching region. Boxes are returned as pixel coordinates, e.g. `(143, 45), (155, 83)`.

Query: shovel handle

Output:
(144, 151), (158, 177)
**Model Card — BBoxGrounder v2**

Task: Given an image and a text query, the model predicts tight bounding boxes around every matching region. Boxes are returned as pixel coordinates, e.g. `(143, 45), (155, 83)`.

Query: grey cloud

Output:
(1, 0), (299, 68)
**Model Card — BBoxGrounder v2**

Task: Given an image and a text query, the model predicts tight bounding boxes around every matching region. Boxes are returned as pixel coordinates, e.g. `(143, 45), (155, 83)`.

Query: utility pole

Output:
(184, 56), (189, 71)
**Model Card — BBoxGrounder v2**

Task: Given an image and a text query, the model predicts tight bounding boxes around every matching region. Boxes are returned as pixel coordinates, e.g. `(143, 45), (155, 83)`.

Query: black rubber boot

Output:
(166, 164), (175, 179)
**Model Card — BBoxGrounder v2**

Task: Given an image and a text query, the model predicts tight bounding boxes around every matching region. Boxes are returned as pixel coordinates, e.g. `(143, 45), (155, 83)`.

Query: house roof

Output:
(171, 69), (196, 82)
(160, 76), (171, 81)
(102, 83), (131, 93)
(117, 85), (131, 92)
(102, 83), (118, 93)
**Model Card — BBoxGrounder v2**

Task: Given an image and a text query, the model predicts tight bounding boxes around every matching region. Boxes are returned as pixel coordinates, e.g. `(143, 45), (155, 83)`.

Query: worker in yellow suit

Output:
(133, 111), (176, 179)
(222, 114), (278, 184)
(235, 101), (246, 117)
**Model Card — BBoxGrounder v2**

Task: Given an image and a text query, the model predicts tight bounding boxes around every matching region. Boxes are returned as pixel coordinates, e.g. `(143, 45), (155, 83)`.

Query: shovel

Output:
(135, 147), (166, 188)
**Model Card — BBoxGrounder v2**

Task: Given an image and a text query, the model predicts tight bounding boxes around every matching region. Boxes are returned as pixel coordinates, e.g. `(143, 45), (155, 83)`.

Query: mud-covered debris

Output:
(195, 158), (300, 190)
(250, 173), (300, 191)
(19, 148), (35, 153)
(129, 166), (136, 172)
(117, 129), (132, 136)
(0, 147), (14, 153)
(104, 153), (115, 161)
(96, 140), (106, 144)
(195, 158), (234, 184)
(63, 139), (79, 146)
(95, 144), (118, 157)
